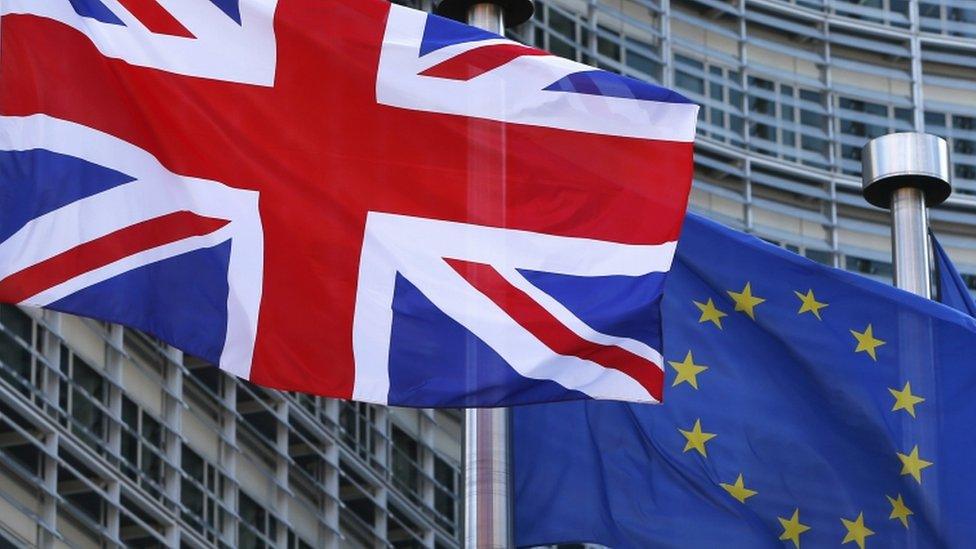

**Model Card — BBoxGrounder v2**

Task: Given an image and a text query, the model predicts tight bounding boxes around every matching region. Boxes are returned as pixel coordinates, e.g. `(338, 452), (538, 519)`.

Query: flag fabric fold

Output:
(0, 0), (697, 406)
(513, 213), (976, 547)
(931, 231), (976, 318)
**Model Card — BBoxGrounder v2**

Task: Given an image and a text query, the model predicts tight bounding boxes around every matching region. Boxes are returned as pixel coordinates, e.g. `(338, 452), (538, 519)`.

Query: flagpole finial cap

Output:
(862, 132), (952, 209)
(435, 0), (535, 27)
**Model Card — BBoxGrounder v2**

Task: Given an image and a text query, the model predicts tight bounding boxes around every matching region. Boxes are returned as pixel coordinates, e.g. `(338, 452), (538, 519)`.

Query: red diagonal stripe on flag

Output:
(0, 211), (229, 303)
(115, 0), (195, 38)
(419, 44), (548, 81)
(446, 259), (664, 400)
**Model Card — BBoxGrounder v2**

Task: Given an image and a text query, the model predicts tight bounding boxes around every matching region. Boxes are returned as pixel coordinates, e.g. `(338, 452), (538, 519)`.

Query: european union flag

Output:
(932, 231), (976, 319)
(513, 213), (976, 548)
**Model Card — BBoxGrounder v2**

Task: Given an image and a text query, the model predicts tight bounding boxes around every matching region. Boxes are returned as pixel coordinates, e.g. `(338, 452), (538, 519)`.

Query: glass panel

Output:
(675, 71), (704, 95)
(925, 111), (946, 128)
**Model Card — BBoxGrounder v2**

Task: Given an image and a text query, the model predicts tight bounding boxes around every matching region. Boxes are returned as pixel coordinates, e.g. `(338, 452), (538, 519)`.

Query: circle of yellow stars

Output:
(676, 281), (933, 546)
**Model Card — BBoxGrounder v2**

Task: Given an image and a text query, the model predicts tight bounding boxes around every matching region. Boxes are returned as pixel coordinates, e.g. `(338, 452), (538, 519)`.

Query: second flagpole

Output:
(433, 0), (533, 547)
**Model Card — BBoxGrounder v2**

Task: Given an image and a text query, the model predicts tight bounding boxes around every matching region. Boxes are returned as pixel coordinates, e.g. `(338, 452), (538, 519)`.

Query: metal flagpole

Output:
(861, 133), (952, 297)
(433, 1), (533, 546)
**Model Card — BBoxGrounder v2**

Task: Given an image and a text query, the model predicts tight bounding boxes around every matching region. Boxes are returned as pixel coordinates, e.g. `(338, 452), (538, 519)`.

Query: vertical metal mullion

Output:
(372, 405), (389, 546)
(220, 376), (238, 545)
(661, 0), (672, 88)
(275, 396), (290, 547)
(39, 431), (59, 549)
(163, 345), (184, 546)
(822, 11), (840, 266)
(908, 0), (925, 132)
(322, 399), (341, 549)
(38, 311), (61, 548)
(740, 0), (753, 231)
(105, 325), (124, 542)
(420, 409), (436, 546)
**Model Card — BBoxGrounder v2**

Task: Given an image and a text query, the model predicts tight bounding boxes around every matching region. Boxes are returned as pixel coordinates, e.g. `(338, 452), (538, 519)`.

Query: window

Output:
(925, 110), (976, 194)
(845, 256), (893, 280)
(799, 89), (822, 103)
(842, 144), (862, 162)
(805, 249), (834, 266)
(751, 122), (775, 144)
(547, 7), (574, 40)
(801, 135), (828, 155)
(596, 25), (621, 60)
(837, 95), (911, 175)
(287, 530), (316, 549)
(800, 109), (825, 130)
(549, 34), (577, 60)
(676, 56), (743, 145)
(340, 402), (379, 463)
(749, 76), (775, 91)
(182, 446), (224, 542)
(121, 396), (165, 499)
(955, 139), (976, 155)
(953, 115), (975, 131)
(239, 492), (277, 549)
(433, 455), (458, 534)
(674, 70), (704, 96)
(962, 273), (976, 291)
(925, 111), (946, 129)
(60, 349), (107, 452)
(956, 163), (976, 180)
(391, 425), (421, 502)
(0, 305), (34, 394)
(750, 96), (775, 116)
(741, 79), (830, 164)
(625, 36), (660, 80)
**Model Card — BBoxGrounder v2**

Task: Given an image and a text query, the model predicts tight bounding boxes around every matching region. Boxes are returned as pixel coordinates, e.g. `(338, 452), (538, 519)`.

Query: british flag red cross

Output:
(0, 0), (697, 406)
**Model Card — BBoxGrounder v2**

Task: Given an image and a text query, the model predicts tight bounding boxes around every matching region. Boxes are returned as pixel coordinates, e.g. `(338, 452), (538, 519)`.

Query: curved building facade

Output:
(0, 305), (464, 548)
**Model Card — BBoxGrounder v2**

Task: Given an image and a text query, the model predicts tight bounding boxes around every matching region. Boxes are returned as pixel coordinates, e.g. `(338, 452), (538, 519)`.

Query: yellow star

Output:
(887, 494), (913, 528)
(897, 445), (933, 484)
(694, 298), (727, 329)
(727, 282), (765, 320)
(851, 324), (885, 361)
(777, 509), (811, 548)
(889, 382), (925, 418)
(794, 289), (828, 320)
(668, 351), (708, 389)
(719, 474), (757, 504)
(841, 512), (874, 549)
(679, 419), (716, 457)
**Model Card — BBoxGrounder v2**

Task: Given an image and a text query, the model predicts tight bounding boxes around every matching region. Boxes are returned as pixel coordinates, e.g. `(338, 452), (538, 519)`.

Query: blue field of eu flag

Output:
(932, 231), (976, 319)
(513, 213), (976, 548)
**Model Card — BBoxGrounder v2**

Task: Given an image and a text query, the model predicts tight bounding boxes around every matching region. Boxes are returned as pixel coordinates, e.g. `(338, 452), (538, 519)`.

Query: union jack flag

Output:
(0, 0), (697, 406)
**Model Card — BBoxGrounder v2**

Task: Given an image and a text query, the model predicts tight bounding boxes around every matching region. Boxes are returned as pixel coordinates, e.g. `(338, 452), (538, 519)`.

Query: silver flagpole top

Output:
(861, 132), (952, 209)
(861, 132), (952, 298)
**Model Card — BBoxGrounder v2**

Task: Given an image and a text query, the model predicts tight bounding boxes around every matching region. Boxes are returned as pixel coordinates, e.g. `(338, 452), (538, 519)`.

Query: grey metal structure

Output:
(4, 1), (976, 548)
(457, 2), (514, 547)
(462, 404), (511, 549)
(862, 132), (952, 297)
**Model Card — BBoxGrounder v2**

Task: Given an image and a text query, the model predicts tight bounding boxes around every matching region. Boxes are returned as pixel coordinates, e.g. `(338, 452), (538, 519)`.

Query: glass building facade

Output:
(0, 306), (463, 547)
(3, 1), (976, 547)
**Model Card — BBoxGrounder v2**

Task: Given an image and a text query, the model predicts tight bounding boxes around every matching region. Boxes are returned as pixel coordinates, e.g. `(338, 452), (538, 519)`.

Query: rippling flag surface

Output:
(932, 232), (976, 319)
(514, 213), (976, 547)
(0, 1), (697, 405)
